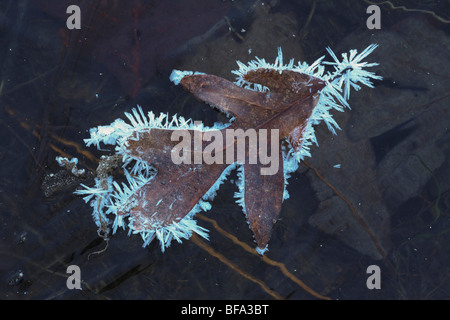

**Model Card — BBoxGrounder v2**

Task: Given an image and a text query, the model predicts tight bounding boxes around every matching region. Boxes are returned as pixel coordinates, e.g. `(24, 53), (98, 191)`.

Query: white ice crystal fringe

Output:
(78, 45), (380, 253)
(256, 245), (269, 255)
(170, 70), (206, 85)
(84, 165), (194, 252)
(81, 102), (240, 251)
(113, 162), (237, 252)
(201, 162), (237, 204)
(230, 44), (381, 169)
(281, 142), (299, 201)
(84, 105), (231, 151)
(167, 45), (379, 254)
(56, 156), (85, 176)
(107, 169), (154, 223)
(74, 176), (114, 230)
(234, 164), (246, 215)
(56, 156), (78, 166)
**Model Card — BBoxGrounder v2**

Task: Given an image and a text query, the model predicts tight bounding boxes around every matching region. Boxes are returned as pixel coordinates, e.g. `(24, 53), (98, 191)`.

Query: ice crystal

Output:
(71, 45), (380, 253)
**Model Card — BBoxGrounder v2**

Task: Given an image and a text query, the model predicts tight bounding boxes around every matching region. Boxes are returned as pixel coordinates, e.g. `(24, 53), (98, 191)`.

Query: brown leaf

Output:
(76, 45), (381, 254)
(173, 72), (325, 251)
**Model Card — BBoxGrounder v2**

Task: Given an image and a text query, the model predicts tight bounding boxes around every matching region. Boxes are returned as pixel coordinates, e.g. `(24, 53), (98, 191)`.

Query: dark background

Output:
(0, 0), (449, 300)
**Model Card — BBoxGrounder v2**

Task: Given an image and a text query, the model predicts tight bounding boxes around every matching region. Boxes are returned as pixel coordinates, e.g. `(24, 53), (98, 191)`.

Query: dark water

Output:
(0, 0), (449, 301)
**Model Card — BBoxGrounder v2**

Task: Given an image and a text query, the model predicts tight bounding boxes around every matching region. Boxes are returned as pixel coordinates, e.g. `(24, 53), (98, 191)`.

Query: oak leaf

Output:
(74, 45), (381, 254)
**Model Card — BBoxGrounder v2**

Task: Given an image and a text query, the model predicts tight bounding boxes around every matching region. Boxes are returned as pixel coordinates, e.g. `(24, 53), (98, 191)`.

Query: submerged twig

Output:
(364, 0), (450, 23)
